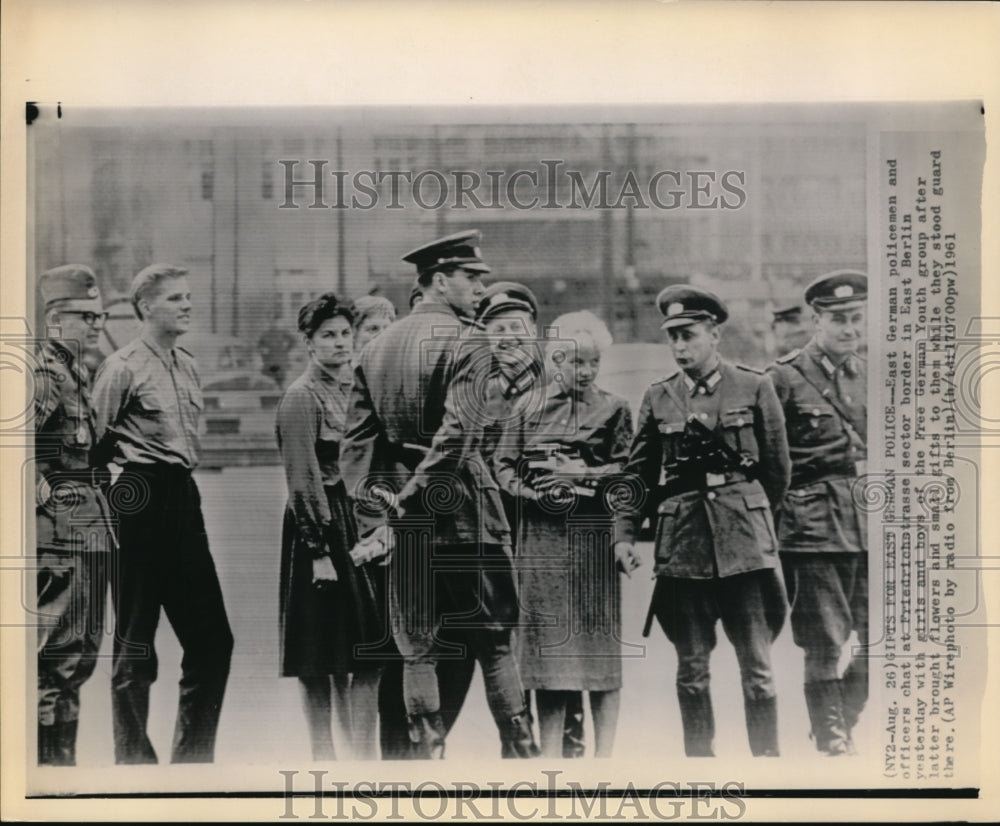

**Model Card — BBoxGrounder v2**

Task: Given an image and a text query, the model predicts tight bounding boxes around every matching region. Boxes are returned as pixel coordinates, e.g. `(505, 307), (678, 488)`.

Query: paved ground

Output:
(60, 466), (872, 780)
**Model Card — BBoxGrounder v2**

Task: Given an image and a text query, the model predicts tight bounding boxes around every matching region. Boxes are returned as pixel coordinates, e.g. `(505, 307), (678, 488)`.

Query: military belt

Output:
(661, 468), (751, 498)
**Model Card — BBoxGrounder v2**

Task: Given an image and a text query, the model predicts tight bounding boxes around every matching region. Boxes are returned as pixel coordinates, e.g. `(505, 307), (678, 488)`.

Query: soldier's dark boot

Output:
(677, 689), (715, 757)
(53, 719), (78, 766)
(804, 680), (851, 756)
(500, 709), (540, 759)
(840, 667), (868, 741)
(38, 723), (57, 766)
(562, 692), (586, 758)
(407, 712), (446, 760)
(744, 695), (779, 757)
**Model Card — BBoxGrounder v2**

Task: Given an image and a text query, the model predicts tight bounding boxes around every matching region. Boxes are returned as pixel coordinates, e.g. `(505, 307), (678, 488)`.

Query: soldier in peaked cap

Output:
(771, 303), (812, 357)
(341, 231), (541, 760)
(615, 284), (791, 758)
(765, 270), (868, 756)
(34, 265), (116, 765)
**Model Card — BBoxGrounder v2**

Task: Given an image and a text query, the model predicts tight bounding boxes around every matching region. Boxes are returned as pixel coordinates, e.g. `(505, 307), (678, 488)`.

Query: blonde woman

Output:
(494, 310), (633, 758)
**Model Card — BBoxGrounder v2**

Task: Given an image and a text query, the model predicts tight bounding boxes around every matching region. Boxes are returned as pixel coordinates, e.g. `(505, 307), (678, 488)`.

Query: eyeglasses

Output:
(59, 310), (109, 326)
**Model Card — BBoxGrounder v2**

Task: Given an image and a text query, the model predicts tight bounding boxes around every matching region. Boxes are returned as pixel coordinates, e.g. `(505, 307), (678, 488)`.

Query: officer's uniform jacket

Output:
(34, 340), (114, 552)
(616, 360), (791, 579)
(765, 339), (867, 553)
(340, 301), (518, 548)
(91, 336), (203, 469)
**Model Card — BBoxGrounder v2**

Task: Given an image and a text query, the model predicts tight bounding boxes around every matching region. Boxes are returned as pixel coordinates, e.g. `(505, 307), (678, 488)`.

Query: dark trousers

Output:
(37, 550), (108, 726)
(110, 465), (233, 764)
(782, 552), (869, 687)
(653, 569), (787, 701)
(389, 541), (524, 729)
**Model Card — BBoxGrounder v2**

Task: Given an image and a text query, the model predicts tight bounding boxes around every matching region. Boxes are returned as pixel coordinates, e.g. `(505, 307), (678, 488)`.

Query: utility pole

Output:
(337, 128), (346, 297)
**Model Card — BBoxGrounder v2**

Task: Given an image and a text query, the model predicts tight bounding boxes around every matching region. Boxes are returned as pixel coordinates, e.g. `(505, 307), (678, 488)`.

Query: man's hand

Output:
(312, 555), (338, 584)
(613, 541), (641, 578)
(349, 524), (393, 566)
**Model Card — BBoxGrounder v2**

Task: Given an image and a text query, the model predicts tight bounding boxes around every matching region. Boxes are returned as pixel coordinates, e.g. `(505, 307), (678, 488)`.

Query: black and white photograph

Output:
(2, 2), (998, 822)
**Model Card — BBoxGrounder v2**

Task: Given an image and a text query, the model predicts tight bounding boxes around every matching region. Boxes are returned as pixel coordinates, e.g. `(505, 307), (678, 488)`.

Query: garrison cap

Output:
(403, 229), (491, 285)
(476, 281), (538, 323)
(771, 303), (804, 323)
(656, 284), (728, 329)
(804, 270), (868, 310)
(38, 264), (102, 309)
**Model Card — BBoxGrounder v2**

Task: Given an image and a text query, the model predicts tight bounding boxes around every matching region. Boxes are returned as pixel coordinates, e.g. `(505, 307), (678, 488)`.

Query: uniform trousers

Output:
(110, 464), (234, 764)
(37, 549), (108, 725)
(389, 540), (524, 727)
(653, 569), (786, 700)
(781, 552), (868, 682)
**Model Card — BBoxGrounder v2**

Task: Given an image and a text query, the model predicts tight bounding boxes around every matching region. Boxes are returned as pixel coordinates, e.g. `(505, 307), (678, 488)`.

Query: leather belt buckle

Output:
(705, 472), (727, 488)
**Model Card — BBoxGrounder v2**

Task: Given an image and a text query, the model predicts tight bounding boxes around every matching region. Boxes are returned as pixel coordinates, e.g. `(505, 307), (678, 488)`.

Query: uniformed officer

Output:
(92, 263), (234, 764)
(771, 303), (812, 357)
(765, 270), (868, 756)
(341, 231), (540, 759)
(615, 285), (791, 757)
(34, 264), (116, 765)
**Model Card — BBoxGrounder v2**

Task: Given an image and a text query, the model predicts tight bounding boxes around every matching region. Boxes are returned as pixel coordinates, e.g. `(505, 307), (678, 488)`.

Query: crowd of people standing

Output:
(33, 228), (869, 765)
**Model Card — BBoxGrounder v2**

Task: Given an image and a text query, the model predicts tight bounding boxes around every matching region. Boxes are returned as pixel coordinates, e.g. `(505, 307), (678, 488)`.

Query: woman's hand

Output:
(312, 555), (338, 584)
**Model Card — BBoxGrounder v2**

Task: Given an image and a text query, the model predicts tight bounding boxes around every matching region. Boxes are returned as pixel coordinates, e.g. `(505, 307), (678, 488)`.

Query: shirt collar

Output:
(309, 359), (354, 388)
(140, 332), (176, 368)
(806, 338), (856, 379)
(683, 367), (722, 396)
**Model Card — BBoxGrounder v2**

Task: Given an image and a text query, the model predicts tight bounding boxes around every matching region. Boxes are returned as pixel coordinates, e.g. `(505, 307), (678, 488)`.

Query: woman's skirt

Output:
(279, 481), (389, 677)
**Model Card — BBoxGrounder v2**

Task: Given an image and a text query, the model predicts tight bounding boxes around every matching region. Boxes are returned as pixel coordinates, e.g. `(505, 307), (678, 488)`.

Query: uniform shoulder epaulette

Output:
(652, 369), (681, 385)
(775, 348), (801, 364)
(735, 363), (764, 375)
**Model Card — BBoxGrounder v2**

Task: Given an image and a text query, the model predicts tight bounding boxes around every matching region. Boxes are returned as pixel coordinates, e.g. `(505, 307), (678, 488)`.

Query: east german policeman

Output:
(340, 231), (540, 759)
(34, 264), (116, 765)
(765, 270), (868, 756)
(615, 285), (791, 757)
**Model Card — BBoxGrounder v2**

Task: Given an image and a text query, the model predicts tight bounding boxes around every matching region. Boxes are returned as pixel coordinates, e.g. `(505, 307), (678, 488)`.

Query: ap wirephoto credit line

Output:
(4, 100), (989, 817)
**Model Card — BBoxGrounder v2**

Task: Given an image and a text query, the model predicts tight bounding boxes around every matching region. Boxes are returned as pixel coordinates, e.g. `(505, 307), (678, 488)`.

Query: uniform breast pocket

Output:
(720, 406), (757, 453)
(136, 386), (172, 420)
(793, 401), (835, 438)
(187, 386), (204, 412)
(657, 420), (685, 469)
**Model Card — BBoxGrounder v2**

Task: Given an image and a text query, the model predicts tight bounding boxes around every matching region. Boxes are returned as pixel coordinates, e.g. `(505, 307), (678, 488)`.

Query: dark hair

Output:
(297, 292), (354, 338)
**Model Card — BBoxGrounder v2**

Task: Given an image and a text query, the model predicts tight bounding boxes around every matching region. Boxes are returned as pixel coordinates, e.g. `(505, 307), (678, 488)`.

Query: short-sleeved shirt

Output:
(92, 334), (203, 469)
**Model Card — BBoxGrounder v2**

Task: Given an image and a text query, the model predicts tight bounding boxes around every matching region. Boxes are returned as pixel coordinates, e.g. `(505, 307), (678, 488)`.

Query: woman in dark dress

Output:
(494, 310), (633, 758)
(276, 293), (383, 760)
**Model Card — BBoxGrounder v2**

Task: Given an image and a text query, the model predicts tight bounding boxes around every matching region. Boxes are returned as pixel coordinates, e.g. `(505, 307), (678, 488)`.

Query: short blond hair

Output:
(130, 263), (188, 320)
(546, 310), (613, 364)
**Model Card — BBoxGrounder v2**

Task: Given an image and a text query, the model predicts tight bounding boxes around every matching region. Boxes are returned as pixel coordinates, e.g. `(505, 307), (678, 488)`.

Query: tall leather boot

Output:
(500, 709), (540, 759)
(38, 722), (57, 766)
(53, 719), (78, 766)
(407, 712), (446, 760)
(676, 689), (715, 757)
(840, 665), (868, 739)
(562, 692), (586, 758)
(803, 680), (850, 756)
(744, 695), (779, 757)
